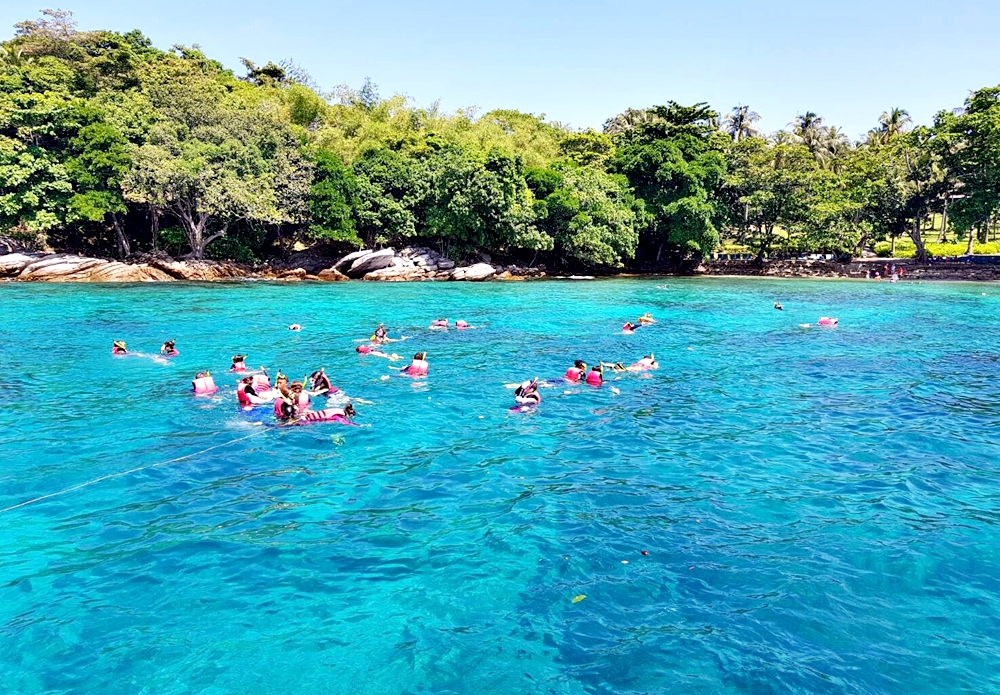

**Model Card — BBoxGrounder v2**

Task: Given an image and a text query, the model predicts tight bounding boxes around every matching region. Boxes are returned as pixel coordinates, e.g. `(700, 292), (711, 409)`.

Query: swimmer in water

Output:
(112, 340), (128, 354)
(373, 323), (388, 344)
(600, 361), (628, 372)
(288, 324), (302, 331)
(231, 354), (248, 372)
(395, 352), (429, 376)
(774, 302), (783, 311)
(430, 319), (449, 329)
(514, 378), (541, 406)
(627, 354), (659, 372)
(297, 402), (357, 424)
(587, 364), (605, 385)
(622, 322), (639, 333)
(160, 339), (178, 356)
(309, 368), (334, 395)
(638, 313), (655, 325)
(565, 360), (588, 381)
(356, 344), (403, 360)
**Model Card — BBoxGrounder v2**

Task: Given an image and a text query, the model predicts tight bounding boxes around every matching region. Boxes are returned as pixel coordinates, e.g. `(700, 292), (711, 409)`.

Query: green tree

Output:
(532, 166), (643, 268)
(935, 87), (1000, 255)
(610, 102), (727, 259)
(423, 146), (550, 257)
(307, 148), (359, 245)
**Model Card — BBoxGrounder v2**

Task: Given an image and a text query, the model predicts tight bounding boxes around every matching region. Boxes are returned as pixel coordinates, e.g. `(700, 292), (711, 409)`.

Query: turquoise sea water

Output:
(1, 277), (999, 695)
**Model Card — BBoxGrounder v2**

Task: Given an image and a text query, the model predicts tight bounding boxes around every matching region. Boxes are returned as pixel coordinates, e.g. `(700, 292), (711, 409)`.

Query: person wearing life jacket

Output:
(455, 320), (470, 330)
(289, 381), (311, 412)
(565, 360), (588, 381)
(112, 340), (128, 355)
(288, 324), (302, 331)
(373, 323), (388, 344)
(273, 379), (298, 420)
(586, 364), (604, 386)
(310, 368), (334, 395)
(430, 319), (448, 329)
(637, 313), (655, 325)
(817, 317), (839, 326)
(627, 354), (659, 372)
(237, 375), (271, 406)
(622, 322), (639, 333)
(514, 378), (541, 406)
(160, 340), (178, 356)
(192, 371), (217, 394)
(401, 352), (429, 376)
(231, 354), (248, 372)
(299, 402), (357, 424)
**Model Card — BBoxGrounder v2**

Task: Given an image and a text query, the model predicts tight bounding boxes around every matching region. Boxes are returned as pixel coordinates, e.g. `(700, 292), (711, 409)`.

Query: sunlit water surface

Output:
(1, 278), (999, 695)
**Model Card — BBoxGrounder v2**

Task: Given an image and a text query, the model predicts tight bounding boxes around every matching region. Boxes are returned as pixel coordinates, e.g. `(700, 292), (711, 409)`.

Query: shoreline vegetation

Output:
(4, 11), (1000, 280)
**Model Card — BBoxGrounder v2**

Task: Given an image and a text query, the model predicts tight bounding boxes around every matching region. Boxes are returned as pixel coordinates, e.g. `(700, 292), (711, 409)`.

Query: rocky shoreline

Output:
(4, 247), (1000, 283)
(0, 246), (549, 283)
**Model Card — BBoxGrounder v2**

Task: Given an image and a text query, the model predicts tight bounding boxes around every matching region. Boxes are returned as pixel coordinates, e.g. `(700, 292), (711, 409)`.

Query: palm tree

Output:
(603, 108), (660, 135)
(815, 126), (852, 171)
(867, 107), (913, 146)
(791, 111), (826, 154)
(770, 130), (802, 146)
(879, 108), (912, 137)
(0, 46), (33, 69)
(722, 104), (762, 141)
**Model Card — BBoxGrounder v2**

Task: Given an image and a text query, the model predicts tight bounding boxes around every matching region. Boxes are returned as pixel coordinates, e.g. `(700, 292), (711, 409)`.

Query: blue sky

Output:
(2, 0), (997, 139)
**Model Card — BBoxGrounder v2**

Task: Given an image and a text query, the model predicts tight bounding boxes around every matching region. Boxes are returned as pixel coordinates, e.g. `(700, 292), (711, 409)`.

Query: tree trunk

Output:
(111, 212), (130, 259)
(965, 225), (975, 256)
(939, 200), (948, 242)
(150, 206), (160, 252)
(909, 216), (928, 262)
(890, 235), (896, 256)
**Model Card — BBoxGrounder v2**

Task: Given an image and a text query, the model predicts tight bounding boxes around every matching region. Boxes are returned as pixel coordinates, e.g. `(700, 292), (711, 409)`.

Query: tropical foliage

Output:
(3, 9), (1000, 267)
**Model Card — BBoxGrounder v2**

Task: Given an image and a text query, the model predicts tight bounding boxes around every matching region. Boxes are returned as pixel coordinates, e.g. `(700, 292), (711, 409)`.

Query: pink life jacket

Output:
(252, 374), (271, 391)
(237, 386), (252, 406)
(296, 391), (310, 411)
(456, 320), (469, 329)
(356, 345), (373, 354)
(406, 359), (429, 376)
(192, 376), (217, 394)
(586, 370), (603, 386)
(112, 347), (127, 355)
(565, 367), (584, 381)
(231, 363), (246, 372)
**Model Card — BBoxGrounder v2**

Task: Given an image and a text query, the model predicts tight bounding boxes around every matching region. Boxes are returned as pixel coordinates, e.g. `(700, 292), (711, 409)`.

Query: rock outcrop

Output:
(316, 267), (349, 281)
(0, 253), (44, 277)
(450, 262), (496, 281)
(346, 248), (397, 278)
(145, 258), (251, 281)
(16, 254), (175, 282)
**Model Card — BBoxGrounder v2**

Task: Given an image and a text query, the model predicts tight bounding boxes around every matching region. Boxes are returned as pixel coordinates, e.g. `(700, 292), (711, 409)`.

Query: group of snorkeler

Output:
(110, 340), (179, 356)
(235, 364), (357, 425)
(513, 354), (659, 407)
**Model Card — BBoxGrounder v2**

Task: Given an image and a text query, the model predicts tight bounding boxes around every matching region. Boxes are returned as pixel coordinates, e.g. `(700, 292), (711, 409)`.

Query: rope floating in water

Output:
(0, 430), (267, 516)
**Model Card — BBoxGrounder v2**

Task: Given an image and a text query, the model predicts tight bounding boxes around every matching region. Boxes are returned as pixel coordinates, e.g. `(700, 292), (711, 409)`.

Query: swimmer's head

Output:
(113, 340), (126, 349)
(163, 340), (175, 348)
(414, 352), (426, 361)
(344, 403), (356, 418)
(241, 376), (253, 384)
(232, 354), (246, 362)
(574, 360), (587, 370)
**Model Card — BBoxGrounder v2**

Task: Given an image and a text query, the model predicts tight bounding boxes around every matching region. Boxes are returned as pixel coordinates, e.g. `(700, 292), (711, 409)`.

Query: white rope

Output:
(0, 429), (267, 516)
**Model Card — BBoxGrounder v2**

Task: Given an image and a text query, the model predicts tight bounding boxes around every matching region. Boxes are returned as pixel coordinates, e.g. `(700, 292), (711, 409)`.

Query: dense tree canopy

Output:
(2, 9), (1000, 266)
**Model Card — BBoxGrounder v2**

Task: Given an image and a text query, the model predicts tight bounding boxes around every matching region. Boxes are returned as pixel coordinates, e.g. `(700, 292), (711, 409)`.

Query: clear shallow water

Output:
(1, 277), (999, 695)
